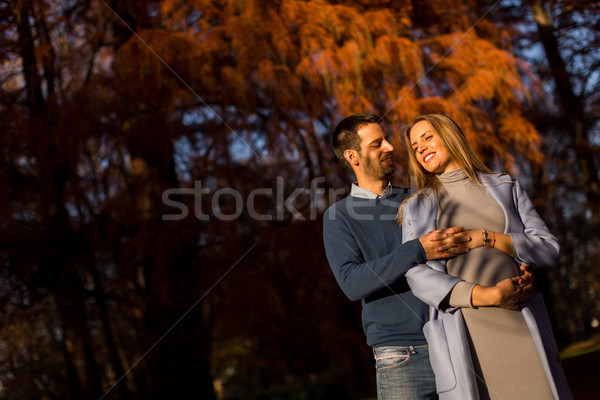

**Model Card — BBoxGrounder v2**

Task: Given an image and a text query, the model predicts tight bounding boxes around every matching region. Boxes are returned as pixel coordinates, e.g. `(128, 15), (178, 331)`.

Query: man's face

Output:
(356, 123), (395, 180)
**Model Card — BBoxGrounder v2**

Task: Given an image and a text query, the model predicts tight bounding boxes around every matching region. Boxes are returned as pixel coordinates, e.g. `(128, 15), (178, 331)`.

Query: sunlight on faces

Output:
(353, 123), (396, 181)
(409, 120), (460, 174)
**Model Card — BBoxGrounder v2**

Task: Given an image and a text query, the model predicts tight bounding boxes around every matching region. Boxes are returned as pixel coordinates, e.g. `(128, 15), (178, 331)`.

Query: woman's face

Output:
(409, 120), (460, 174)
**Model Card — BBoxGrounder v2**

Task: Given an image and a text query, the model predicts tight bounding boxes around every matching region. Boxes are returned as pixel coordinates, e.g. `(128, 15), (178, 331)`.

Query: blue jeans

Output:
(373, 344), (437, 400)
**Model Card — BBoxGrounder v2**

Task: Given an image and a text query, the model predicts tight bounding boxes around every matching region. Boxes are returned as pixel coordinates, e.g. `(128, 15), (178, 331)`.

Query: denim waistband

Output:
(373, 344), (428, 358)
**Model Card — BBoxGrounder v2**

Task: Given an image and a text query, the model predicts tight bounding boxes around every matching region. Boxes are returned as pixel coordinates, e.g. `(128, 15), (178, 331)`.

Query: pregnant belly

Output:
(446, 247), (520, 286)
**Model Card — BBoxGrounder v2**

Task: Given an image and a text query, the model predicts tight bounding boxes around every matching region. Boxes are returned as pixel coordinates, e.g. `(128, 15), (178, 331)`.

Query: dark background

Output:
(1, 1), (599, 399)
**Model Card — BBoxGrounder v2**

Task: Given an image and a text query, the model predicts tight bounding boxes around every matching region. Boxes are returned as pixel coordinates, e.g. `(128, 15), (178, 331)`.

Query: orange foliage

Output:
(117, 0), (544, 175)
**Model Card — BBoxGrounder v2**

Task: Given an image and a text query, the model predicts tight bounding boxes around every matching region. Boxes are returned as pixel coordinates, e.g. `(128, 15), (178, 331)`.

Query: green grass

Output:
(560, 331), (600, 359)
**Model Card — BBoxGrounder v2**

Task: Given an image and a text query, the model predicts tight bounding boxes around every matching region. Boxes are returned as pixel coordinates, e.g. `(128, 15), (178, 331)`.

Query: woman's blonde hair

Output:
(397, 114), (493, 224)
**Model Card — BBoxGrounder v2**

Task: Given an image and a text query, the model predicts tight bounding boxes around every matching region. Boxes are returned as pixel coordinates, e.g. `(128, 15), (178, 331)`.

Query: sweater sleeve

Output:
(508, 179), (560, 268)
(322, 207), (427, 301)
(447, 281), (476, 308)
(401, 201), (464, 310)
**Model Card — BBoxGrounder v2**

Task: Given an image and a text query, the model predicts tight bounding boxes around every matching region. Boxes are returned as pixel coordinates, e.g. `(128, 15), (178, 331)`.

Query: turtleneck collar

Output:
(438, 168), (468, 185)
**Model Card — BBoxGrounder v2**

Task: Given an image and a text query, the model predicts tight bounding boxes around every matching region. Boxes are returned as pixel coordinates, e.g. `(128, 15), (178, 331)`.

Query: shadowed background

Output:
(1, 0), (599, 399)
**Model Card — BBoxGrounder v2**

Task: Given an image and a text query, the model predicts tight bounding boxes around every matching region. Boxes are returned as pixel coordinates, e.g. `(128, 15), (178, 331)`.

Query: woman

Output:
(399, 114), (572, 400)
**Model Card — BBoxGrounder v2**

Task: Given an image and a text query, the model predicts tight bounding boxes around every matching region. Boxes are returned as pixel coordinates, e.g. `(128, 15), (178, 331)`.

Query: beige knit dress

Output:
(438, 169), (553, 400)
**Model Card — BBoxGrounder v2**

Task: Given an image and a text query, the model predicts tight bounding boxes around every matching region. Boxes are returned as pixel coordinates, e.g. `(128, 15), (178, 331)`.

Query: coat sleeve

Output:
(323, 206), (427, 301)
(402, 200), (463, 310)
(507, 179), (560, 268)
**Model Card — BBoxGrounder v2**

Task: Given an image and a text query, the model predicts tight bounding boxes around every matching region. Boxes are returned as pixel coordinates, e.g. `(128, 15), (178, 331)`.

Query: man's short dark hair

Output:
(332, 113), (382, 168)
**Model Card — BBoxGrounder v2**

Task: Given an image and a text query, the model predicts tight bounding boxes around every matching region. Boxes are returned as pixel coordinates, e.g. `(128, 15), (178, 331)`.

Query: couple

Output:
(322, 113), (573, 399)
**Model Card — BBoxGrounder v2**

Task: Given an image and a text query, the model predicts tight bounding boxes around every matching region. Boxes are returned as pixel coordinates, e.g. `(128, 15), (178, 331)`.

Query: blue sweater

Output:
(322, 187), (429, 347)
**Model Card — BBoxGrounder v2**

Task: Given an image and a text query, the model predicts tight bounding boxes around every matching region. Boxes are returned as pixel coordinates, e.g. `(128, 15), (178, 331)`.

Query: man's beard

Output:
(363, 154), (395, 180)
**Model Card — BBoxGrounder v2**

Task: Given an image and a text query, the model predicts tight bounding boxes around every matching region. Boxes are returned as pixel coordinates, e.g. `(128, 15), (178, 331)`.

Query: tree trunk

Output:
(54, 277), (104, 400)
(15, 1), (104, 397)
(14, 0), (44, 111)
(530, 0), (600, 226)
(89, 262), (137, 400)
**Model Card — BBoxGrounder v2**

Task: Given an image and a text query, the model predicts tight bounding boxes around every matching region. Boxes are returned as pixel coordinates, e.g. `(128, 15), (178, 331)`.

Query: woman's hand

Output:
(493, 275), (533, 309)
(470, 264), (533, 309)
(460, 229), (516, 256)
(458, 229), (486, 249)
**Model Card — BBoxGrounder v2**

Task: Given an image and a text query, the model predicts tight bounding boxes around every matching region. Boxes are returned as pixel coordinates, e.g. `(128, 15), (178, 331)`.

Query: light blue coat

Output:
(402, 173), (573, 400)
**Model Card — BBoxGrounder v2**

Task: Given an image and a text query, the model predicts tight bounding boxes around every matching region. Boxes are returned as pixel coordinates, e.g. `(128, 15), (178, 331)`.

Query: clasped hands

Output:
(418, 226), (479, 259)
(418, 226), (533, 309)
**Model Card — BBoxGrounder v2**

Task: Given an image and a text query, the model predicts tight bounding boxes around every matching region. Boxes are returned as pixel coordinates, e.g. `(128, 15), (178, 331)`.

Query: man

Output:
(322, 114), (531, 399)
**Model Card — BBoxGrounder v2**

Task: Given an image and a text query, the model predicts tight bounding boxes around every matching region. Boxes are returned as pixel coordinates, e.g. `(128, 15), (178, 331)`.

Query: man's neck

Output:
(356, 179), (388, 196)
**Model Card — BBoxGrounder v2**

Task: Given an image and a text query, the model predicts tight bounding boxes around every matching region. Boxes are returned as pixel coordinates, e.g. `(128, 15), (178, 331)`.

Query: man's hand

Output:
(419, 227), (472, 259)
